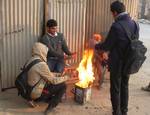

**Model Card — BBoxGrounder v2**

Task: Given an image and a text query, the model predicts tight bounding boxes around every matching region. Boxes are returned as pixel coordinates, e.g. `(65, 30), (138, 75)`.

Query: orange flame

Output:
(76, 49), (95, 88)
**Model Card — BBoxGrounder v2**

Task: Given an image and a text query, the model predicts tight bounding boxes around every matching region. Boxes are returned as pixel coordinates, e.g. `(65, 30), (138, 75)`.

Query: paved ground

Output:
(0, 23), (150, 115)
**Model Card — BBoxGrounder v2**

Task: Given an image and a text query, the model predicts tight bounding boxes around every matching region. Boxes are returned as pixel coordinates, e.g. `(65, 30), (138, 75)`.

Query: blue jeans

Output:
(47, 58), (65, 73)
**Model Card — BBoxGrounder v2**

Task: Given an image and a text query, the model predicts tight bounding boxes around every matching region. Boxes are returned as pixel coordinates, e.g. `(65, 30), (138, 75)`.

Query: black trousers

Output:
(38, 83), (66, 108)
(110, 68), (129, 115)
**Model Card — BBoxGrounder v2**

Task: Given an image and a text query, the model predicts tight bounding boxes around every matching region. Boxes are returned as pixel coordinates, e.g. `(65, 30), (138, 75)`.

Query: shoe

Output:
(141, 85), (150, 92)
(44, 99), (59, 114)
(44, 104), (54, 115)
(112, 111), (122, 115)
(122, 112), (127, 115)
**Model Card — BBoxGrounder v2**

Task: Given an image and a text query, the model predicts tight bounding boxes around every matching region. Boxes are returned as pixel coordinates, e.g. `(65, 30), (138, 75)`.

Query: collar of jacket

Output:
(47, 32), (58, 37)
(115, 12), (129, 21)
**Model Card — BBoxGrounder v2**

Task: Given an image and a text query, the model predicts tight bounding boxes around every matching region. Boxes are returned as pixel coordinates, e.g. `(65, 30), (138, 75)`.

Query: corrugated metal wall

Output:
(121, 0), (139, 19)
(0, 0), (44, 89)
(85, 0), (139, 39)
(0, 0), (139, 89)
(85, 0), (113, 40)
(47, 0), (87, 64)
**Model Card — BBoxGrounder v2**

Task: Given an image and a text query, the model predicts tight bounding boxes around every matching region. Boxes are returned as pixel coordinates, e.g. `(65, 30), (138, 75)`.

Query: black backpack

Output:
(118, 21), (147, 75)
(15, 59), (42, 100)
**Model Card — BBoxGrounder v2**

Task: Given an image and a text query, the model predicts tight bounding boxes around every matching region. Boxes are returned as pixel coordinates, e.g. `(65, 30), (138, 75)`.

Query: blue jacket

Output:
(95, 13), (139, 72)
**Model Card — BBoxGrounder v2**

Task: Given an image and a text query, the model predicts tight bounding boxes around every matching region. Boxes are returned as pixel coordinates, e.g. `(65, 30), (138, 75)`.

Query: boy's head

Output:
(110, 1), (126, 18)
(93, 34), (102, 42)
(47, 19), (58, 35)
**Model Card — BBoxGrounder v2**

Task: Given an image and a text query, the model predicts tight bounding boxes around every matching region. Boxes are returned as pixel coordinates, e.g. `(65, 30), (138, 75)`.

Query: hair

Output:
(46, 19), (57, 27)
(110, 1), (126, 14)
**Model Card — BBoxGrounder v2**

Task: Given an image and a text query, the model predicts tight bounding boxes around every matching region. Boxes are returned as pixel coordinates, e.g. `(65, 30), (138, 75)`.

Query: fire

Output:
(76, 49), (95, 88)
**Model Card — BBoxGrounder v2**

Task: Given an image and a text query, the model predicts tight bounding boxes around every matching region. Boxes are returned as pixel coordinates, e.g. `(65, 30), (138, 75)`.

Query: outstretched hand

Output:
(64, 52), (77, 60)
(61, 67), (71, 76)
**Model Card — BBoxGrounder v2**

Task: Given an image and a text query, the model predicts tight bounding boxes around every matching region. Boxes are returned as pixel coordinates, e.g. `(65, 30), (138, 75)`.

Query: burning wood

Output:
(75, 49), (95, 88)
(74, 49), (95, 104)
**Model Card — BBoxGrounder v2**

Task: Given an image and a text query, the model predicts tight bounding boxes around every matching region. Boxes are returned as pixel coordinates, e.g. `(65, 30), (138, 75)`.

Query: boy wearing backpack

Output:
(95, 1), (141, 115)
(24, 42), (70, 112)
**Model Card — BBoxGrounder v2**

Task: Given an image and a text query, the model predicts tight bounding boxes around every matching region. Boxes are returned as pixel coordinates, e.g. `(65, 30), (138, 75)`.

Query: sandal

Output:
(28, 100), (39, 108)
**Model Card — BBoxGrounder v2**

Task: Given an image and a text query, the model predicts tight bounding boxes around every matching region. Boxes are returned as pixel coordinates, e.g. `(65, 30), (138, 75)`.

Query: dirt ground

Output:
(0, 23), (150, 115)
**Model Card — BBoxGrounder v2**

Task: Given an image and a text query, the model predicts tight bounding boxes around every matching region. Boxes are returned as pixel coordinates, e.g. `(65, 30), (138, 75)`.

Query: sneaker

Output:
(44, 104), (55, 115)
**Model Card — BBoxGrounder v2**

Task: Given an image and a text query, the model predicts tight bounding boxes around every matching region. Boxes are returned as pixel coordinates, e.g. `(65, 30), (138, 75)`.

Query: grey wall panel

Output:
(120, 0), (139, 20)
(85, 0), (114, 40)
(0, 0), (3, 90)
(0, 0), (43, 89)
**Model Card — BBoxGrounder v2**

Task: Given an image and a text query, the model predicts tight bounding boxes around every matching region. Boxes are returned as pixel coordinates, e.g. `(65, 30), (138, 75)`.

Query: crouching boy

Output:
(26, 42), (70, 112)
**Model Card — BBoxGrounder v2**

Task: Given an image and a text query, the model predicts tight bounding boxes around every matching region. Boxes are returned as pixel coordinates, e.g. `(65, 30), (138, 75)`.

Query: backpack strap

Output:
(117, 21), (138, 60)
(24, 59), (42, 72)
(118, 21), (139, 41)
(24, 59), (42, 89)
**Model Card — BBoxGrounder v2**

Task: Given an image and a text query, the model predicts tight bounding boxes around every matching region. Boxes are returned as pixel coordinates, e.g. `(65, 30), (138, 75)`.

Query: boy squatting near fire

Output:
(26, 42), (71, 113)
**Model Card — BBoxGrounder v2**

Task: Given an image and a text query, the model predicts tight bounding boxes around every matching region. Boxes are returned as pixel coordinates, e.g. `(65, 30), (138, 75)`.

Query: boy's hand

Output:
(102, 52), (109, 60)
(62, 68), (71, 77)
(64, 52), (76, 60)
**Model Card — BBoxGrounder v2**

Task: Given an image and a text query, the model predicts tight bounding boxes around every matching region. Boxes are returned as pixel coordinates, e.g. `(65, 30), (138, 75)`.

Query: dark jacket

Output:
(95, 13), (139, 72)
(39, 33), (72, 59)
